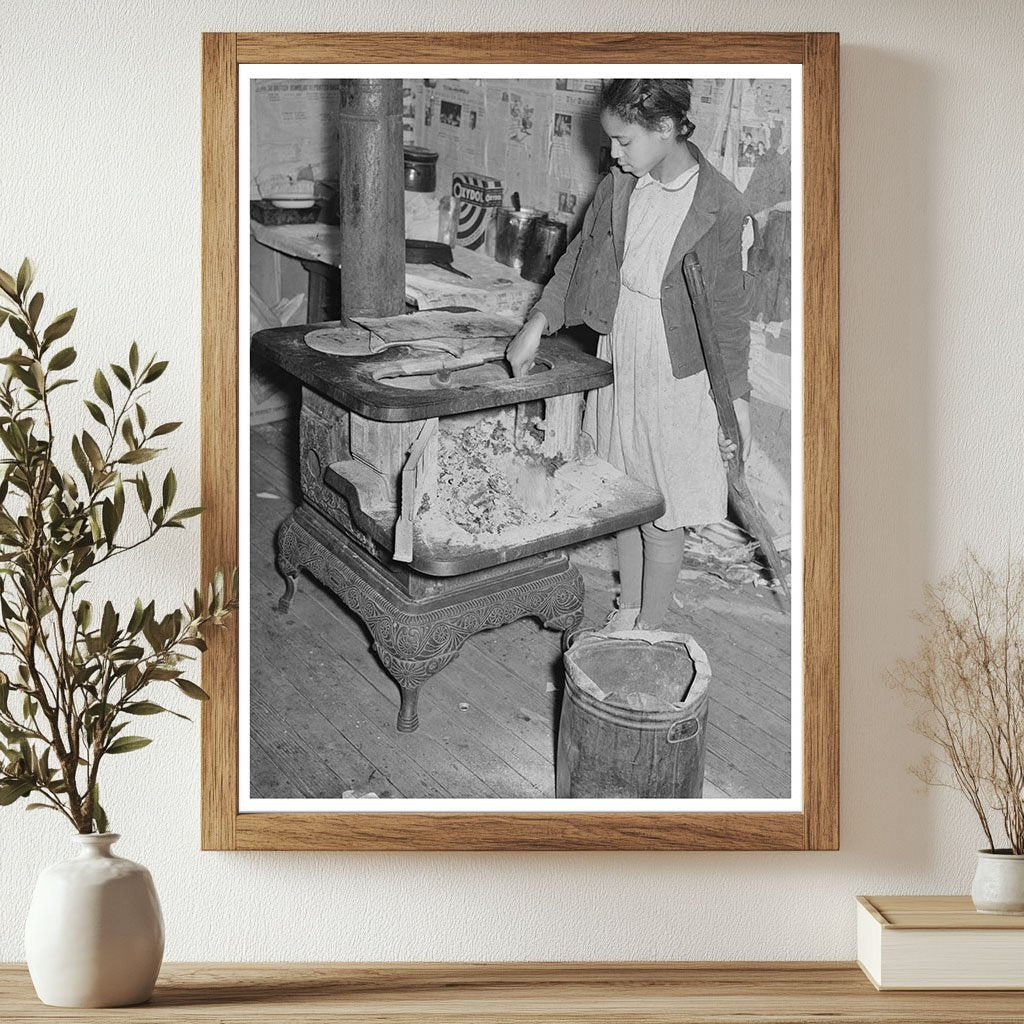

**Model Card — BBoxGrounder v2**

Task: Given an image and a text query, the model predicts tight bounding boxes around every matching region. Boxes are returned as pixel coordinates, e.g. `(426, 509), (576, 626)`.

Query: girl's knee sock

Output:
(638, 523), (687, 628)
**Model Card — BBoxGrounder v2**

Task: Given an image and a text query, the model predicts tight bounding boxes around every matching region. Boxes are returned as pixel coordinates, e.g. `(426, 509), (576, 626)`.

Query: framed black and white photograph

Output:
(201, 32), (839, 851)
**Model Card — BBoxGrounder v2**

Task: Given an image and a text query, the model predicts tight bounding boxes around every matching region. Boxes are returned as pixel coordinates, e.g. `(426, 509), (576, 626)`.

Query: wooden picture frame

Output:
(202, 32), (839, 851)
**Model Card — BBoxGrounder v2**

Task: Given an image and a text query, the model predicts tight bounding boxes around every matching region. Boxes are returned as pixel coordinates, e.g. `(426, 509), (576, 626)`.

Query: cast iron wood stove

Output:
(252, 322), (664, 732)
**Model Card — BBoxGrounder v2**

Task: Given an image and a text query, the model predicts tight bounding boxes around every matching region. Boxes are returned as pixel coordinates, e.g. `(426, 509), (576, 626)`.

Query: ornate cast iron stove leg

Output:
(278, 575), (297, 614)
(273, 505), (584, 732)
(396, 686), (419, 733)
(276, 515), (303, 612)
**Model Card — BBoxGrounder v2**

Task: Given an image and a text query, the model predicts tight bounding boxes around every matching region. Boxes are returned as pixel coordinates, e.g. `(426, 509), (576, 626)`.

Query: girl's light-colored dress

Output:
(581, 165), (727, 531)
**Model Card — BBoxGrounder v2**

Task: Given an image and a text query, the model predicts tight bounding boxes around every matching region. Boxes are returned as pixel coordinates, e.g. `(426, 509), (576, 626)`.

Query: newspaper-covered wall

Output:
(251, 77), (792, 218)
(250, 80), (340, 200)
(408, 77), (792, 228)
(406, 78), (605, 233)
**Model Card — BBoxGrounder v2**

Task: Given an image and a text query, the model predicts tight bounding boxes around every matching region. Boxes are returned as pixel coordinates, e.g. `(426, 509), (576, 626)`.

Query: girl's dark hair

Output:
(600, 79), (696, 140)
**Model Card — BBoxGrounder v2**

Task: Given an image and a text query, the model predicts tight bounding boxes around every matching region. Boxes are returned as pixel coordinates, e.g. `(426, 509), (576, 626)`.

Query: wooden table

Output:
(3, 962), (1023, 1022)
(250, 222), (543, 322)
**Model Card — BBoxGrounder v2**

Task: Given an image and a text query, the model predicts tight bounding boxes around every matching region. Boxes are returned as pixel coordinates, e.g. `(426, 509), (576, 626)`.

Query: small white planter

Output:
(25, 833), (164, 1007)
(971, 850), (1024, 915)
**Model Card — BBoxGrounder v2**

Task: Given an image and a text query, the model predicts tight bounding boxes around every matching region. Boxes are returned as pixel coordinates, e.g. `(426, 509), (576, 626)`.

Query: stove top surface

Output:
(252, 323), (612, 422)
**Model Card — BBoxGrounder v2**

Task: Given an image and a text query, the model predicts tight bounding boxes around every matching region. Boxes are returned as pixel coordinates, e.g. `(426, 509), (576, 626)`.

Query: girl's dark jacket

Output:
(532, 140), (753, 399)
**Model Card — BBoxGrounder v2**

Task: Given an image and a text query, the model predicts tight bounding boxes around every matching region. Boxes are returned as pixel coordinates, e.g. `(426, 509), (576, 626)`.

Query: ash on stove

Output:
(420, 416), (562, 535)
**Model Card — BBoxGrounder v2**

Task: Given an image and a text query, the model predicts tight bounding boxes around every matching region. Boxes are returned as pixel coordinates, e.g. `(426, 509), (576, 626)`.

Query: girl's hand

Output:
(718, 398), (752, 464)
(506, 312), (547, 378)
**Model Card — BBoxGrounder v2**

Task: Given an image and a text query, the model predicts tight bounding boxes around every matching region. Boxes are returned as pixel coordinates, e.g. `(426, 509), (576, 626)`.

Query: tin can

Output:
(521, 218), (568, 284)
(493, 207), (545, 271)
(404, 147), (438, 192)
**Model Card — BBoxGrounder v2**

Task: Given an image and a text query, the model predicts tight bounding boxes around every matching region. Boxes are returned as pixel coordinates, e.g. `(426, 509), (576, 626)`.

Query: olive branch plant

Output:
(0, 259), (236, 834)
(894, 551), (1024, 854)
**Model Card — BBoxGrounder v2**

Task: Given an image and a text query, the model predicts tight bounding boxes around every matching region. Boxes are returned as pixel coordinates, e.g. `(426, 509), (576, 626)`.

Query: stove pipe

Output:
(338, 80), (406, 324)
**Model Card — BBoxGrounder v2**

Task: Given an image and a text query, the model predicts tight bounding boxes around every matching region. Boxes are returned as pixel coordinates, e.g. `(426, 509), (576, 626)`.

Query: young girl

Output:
(507, 79), (753, 631)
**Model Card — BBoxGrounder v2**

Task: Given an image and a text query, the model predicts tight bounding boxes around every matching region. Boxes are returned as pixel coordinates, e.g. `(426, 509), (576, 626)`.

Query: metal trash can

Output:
(555, 629), (711, 798)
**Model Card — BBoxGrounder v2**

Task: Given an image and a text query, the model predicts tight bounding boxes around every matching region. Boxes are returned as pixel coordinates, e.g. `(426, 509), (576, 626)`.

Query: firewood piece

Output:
(394, 419), (438, 562)
(539, 392), (584, 460)
(348, 414), (422, 502)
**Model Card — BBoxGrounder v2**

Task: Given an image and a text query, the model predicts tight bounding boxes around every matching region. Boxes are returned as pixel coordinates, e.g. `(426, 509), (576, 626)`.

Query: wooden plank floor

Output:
(249, 420), (791, 801)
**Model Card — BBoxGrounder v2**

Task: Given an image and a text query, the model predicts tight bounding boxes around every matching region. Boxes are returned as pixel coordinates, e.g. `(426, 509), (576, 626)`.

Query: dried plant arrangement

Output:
(0, 259), (236, 833)
(894, 551), (1024, 853)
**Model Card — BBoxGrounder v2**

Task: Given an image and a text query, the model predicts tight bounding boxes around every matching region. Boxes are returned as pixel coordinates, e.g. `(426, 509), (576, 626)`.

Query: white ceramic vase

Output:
(971, 850), (1024, 915)
(25, 833), (164, 1007)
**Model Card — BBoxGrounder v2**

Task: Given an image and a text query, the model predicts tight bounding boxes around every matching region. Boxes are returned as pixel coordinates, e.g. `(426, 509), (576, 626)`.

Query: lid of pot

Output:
(500, 206), (545, 220)
(404, 146), (439, 165)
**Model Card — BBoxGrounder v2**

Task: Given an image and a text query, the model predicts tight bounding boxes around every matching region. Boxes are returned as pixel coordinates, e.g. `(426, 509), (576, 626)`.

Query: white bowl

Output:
(267, 197), (316, 210)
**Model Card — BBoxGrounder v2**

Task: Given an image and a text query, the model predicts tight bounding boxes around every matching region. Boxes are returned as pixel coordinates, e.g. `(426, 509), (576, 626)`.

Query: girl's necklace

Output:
(658, 165), (700, 192)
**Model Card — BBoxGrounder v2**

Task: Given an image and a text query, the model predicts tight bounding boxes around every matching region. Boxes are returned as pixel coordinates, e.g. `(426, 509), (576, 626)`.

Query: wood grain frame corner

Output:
(200, 31), (839, 852)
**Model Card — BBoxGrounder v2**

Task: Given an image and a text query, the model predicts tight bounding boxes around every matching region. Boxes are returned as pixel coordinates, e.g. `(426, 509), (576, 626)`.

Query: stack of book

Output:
(857, 895), (1024, 989)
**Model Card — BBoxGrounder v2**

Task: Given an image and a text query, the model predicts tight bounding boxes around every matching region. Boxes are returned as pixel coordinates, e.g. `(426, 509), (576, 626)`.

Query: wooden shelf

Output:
(3, 962), (1024, 1022)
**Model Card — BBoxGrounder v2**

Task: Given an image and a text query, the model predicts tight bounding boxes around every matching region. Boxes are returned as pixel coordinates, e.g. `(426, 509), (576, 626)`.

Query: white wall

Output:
(2, 0), (1022, 961)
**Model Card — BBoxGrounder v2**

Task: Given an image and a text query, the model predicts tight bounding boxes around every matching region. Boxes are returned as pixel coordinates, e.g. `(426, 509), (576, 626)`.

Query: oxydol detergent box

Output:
(452, 172), (504, 249)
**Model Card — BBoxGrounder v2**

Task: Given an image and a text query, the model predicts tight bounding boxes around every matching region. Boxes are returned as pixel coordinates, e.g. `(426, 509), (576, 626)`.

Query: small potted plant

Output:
(0, 260), (236, 1006)
(895, 551), (1024, 914)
